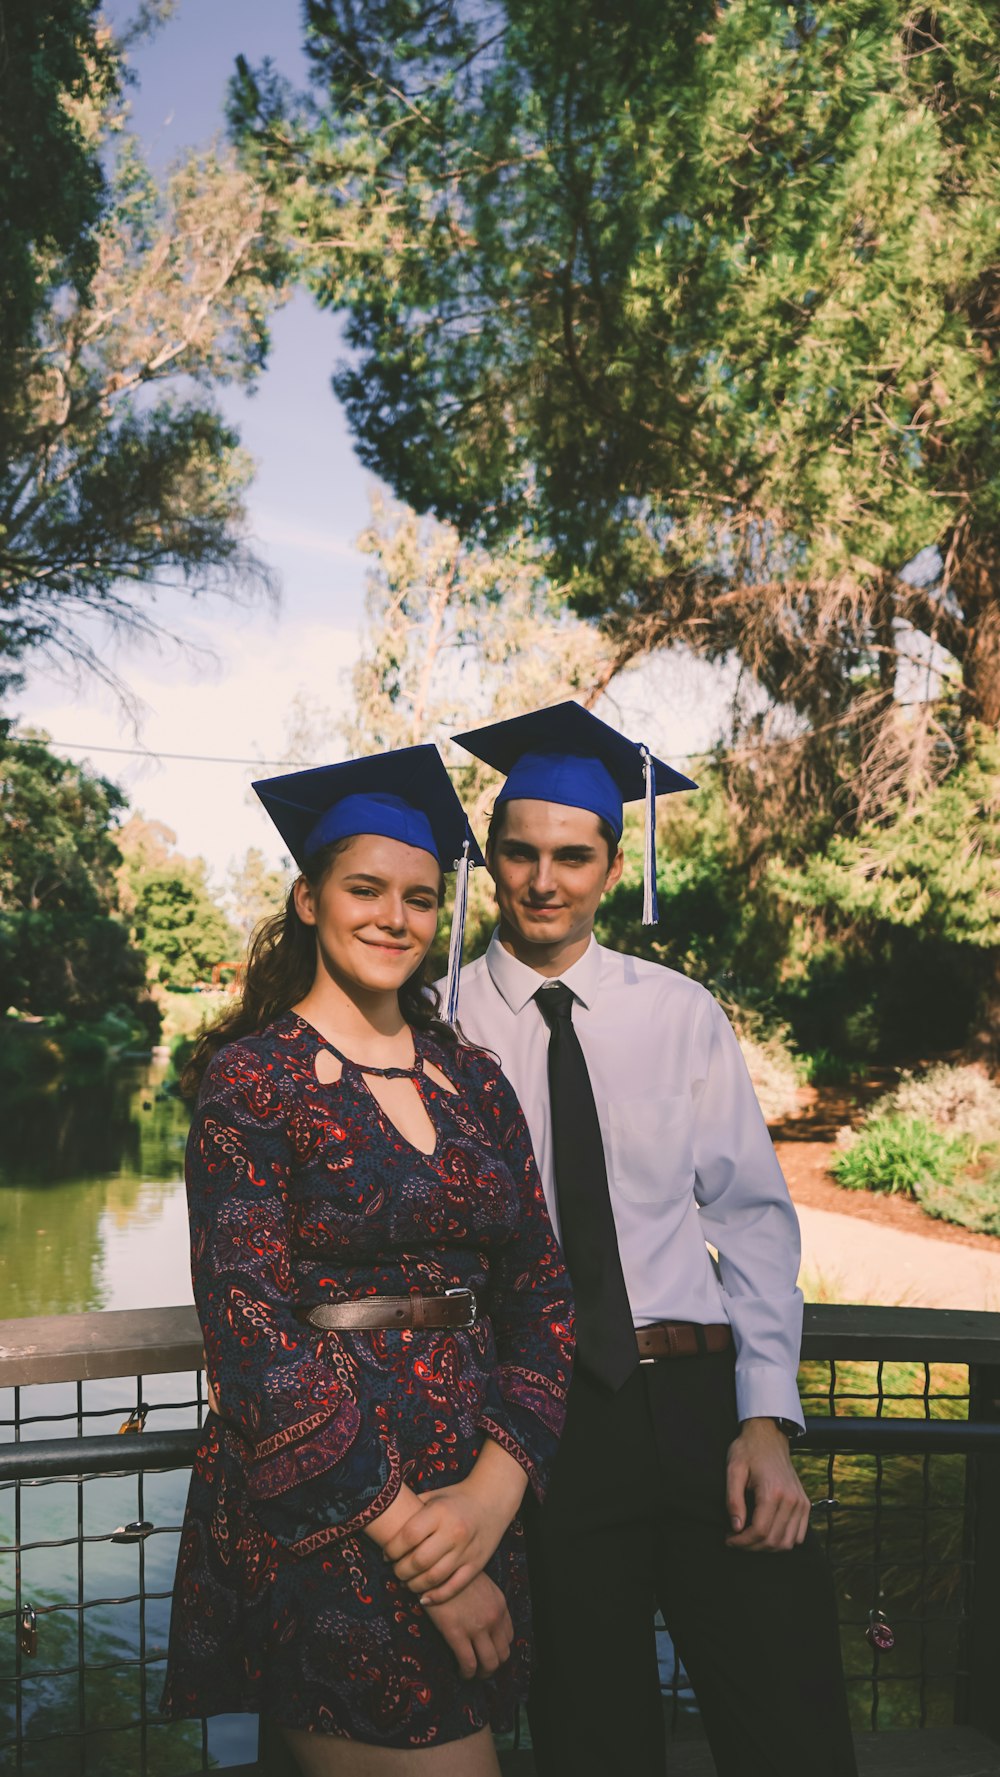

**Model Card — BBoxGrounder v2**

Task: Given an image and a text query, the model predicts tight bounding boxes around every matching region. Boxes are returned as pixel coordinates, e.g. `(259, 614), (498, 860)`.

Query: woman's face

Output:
(293, 833), (442, 998)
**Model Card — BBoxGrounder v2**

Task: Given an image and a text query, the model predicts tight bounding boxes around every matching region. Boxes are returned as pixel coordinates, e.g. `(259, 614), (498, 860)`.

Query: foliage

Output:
(116, 814), (241, 990)
(0, 731), (153, 1026)
(130, 861), (240, 990)
(236, 0), (1000, 838)
(830, 1113), (969, 1199)
(773, 731), (1000, 950)
(344, 493), (619, 801)
(0, 0), (118, 410)
(227, 845), (289, 942)
(597, 776), (790, 990)
(1, 5), (281, 690)
(887, 1063), (1000, 1149)
(919, 1167), (1000, 1238)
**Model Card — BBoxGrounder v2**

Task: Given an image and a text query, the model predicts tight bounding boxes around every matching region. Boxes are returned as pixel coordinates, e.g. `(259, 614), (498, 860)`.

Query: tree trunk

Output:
(960, 557), (1000, 729)
(968, 949), (1000, 1077)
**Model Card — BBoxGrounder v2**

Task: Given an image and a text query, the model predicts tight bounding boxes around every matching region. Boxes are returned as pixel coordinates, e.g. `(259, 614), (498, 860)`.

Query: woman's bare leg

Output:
(281, 1724), (501, 1777)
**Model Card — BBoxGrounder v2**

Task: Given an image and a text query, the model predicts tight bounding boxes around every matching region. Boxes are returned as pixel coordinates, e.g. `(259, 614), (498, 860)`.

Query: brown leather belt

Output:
(298, 1289), (478, 1332)
(636, 1320), (732, 1362)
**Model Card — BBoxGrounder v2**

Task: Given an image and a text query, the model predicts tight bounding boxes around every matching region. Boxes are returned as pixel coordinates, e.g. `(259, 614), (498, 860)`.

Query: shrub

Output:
(888, 1064), (1000, 1151)
(917, 1167), (1000, 1238)
(830, 1114), (969, 1199)
(801, 1048), (860, 1087)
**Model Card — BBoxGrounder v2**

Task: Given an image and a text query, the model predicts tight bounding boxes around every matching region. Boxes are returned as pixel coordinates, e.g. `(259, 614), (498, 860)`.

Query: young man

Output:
(449, 704), (857, 1777)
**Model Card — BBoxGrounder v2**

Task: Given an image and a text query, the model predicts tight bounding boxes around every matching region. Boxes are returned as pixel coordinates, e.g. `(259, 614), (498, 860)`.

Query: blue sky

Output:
(14, 1), (730, 883)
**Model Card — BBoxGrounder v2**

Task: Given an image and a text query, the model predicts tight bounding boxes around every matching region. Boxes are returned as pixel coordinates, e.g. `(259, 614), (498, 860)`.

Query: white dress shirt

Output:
(449, 934), (804, 1428)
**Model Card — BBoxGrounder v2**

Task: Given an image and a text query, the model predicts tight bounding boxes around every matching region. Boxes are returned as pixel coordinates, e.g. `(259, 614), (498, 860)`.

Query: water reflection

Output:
(0, 1063), (193, 1319)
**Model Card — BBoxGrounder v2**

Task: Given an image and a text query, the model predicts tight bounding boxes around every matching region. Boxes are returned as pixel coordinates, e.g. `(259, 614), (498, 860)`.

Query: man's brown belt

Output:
(299, 1289), (478, 1332)
(636, 1320), (732, 1362)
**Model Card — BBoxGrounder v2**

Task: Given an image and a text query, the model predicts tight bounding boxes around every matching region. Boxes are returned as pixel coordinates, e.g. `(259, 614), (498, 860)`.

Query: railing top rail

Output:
(0, 1305), (201, 1386)
(801, 1303), (1000, 1364)
(2, 1301), (1000, 1390)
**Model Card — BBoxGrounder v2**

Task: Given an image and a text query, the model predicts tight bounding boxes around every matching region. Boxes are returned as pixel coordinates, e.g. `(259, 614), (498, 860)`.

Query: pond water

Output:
(0, 1062), (259, 1773)
(0, 1059), (194, 1321)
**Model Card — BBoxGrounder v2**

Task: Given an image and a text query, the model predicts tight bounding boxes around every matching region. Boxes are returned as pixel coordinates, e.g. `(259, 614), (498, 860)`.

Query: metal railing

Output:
(2, 1304), (1000, 1773)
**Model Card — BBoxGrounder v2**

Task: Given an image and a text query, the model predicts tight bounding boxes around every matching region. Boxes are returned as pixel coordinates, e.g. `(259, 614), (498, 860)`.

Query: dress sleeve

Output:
(691, 997), (805, 1430)
(187, 1043), (402, 1552)
(472, 1058), (575, 1502)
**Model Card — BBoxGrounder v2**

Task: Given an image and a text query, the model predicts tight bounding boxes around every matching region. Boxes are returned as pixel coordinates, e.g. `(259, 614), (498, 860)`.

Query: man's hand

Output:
(725, 1417), (810, 1552)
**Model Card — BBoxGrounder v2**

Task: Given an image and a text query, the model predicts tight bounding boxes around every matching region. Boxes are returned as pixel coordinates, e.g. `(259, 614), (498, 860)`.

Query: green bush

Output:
(830, 1114), (969, 1199)
(801, 1048), (860, 1087)
(918, 1167), (1000, 1238)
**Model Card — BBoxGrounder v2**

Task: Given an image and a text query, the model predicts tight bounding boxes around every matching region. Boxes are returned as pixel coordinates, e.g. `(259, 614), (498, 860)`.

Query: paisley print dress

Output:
(161, 1012), (574, 1748)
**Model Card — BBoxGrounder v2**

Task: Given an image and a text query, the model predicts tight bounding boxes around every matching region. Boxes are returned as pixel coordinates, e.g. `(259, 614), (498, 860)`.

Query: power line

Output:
(6, 732), (713, 767)
(5, 735), (310, 769)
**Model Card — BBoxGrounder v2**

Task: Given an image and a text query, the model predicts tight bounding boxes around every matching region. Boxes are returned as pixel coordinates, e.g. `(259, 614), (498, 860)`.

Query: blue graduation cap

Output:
(452, 702), (697, 925)
(252, 745), (484, 1021)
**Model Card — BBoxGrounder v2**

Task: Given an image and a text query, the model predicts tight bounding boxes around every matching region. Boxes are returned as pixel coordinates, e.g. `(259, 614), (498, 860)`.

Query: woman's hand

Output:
(383, 1439), (528, 1604)
(423, 1572), (514, 1679)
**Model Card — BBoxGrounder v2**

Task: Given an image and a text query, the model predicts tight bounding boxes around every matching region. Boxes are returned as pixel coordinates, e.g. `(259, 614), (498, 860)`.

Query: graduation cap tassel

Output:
(444, 837), (472, 1024)
(641, 745), (658, 926)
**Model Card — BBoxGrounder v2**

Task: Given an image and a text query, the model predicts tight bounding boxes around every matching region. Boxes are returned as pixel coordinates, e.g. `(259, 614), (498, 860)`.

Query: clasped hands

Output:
(370, 1439), (528, 1681)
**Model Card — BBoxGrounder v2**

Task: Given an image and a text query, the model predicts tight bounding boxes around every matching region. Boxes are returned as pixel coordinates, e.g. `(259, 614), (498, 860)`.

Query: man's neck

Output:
(496, 922), (594, 978)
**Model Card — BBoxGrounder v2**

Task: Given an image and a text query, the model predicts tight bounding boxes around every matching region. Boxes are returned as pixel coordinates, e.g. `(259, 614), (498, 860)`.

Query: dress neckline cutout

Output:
(292, 1012), (425, 1080)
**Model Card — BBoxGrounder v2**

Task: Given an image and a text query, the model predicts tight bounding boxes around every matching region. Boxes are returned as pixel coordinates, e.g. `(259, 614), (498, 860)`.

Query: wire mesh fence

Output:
(2, 1308), (999, 1772)
(0, 1365), (255, 1777)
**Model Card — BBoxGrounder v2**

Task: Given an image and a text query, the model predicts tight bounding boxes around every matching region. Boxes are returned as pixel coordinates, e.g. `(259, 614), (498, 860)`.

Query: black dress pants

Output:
(524, 1354), (857, 1777)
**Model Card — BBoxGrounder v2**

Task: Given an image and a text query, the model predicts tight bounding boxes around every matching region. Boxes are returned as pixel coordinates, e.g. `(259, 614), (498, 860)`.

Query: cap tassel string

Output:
(641, 745), (658, 927)
(444, 837), (472, 1024)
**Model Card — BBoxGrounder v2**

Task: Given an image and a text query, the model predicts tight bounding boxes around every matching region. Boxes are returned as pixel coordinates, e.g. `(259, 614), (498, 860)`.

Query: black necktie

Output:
(535, 983), (638, 1391)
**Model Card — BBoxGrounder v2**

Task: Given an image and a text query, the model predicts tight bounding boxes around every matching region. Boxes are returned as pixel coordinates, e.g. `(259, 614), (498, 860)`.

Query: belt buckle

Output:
(445, 1286), (477, 1326)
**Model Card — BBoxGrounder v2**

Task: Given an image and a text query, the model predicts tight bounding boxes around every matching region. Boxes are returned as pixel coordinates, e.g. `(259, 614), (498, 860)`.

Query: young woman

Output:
(161, 748), (574, 1776)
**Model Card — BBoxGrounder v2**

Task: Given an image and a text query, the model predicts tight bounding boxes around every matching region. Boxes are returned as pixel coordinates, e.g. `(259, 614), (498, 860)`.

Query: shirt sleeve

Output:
(690, 998), (805, 1430)
(470, 1056), (575, 1501)
(186, 1043), (402, 1552)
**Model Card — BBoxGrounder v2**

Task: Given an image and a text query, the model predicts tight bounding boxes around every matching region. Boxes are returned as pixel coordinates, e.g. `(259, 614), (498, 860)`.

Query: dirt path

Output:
(768, 1083), (1000, 1309)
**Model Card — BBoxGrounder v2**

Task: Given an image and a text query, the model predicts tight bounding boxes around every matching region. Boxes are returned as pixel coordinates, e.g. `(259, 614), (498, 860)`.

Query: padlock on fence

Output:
(111, 1520), (155, 1544)
(866, 1607), (895, 1653)
(19, 1604), (37, 1658)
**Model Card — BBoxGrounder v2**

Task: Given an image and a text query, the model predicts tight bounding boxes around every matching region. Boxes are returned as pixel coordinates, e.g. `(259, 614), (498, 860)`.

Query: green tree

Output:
(2, 2), (281, 689)
(131, 860), (240, 989)
(227, 844), (288, 941)
(772, 728), (1000, 1057)
(235, 0), (1000, 826)
(0, 731), (151, 1023)
(0, 0), (118, 415)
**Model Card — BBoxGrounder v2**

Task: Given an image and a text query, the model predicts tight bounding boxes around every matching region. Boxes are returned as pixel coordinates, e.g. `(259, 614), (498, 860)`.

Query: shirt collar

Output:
(485, 930), (602, 1015)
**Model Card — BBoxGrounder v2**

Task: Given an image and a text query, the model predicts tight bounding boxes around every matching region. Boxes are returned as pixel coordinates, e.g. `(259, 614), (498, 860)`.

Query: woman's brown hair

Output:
(180, 836), (457, 1099)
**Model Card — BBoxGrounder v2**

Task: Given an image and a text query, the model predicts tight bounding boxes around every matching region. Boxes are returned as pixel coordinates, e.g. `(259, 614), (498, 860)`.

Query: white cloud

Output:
(252, 513), (367, 564)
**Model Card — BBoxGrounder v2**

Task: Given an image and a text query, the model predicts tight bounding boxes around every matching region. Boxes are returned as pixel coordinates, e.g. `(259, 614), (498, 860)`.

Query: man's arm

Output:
(690, 996), (810, 1551)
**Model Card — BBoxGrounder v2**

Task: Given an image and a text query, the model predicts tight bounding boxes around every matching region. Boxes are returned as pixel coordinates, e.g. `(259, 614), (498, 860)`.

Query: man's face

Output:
(487, 798), (623, 954)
